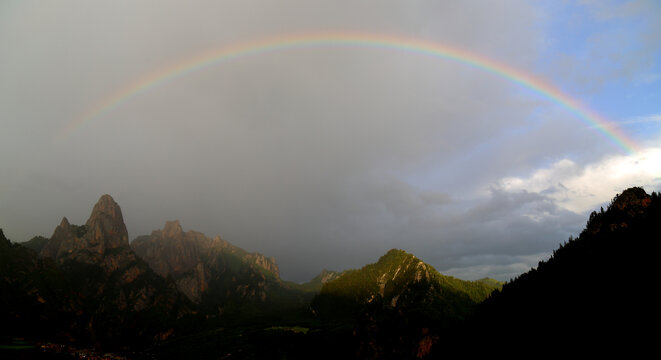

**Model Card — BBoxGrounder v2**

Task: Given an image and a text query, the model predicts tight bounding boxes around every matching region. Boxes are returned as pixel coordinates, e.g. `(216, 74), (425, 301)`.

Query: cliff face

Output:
(85, 194), (129, 251)
(40, 195), (132, 272)
(131, 221), (280, 304)
(131, 220), (209, 278)
(243, 252), (280, 278)
(39, 216), (73, 261)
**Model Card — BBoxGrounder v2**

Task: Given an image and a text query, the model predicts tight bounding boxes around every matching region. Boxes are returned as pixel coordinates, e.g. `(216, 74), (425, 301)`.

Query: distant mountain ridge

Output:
(292, 269), (344, 292)
(20, 235), (48, 252)
(128, 219), (314, 321)
(131, 219), (280, 303)
(41, 195), (128, 266)
(3, 195), (191, 349)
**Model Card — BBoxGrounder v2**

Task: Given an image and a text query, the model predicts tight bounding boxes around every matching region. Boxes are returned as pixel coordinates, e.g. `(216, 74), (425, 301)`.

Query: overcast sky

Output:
(2, 1), (660, 282)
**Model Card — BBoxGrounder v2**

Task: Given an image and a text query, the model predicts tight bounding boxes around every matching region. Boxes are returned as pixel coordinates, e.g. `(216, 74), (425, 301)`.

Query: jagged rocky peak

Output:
(39, 217), (74, 260)
(245, 252), (280, 280)
(59, 216), (71, 228)
(40, 194), (130, 265)
(89, 194), (122, 220)
(162, 220), (184, 239)
(50, 217), (73, 240)
(135, 221), (280, 279)
(210, 235), (231, 250)
(132, 222), (282, 303)
(85, 194), (129, 250)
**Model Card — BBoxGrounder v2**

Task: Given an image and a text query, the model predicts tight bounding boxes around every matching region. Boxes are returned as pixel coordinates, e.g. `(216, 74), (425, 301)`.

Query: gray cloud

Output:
(1, 1), (656, 282)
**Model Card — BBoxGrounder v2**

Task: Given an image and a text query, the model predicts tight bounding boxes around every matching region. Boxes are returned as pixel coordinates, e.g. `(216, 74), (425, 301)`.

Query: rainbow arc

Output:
(58, 32), (638, 154)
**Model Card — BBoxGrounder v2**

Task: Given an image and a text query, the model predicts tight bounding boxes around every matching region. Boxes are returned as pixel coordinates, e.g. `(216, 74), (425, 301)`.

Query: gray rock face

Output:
(84, 194), (129, 251)
(131, 221), (280, 303)
(40, 217), (74, 261)
(41, 195), (131, 267)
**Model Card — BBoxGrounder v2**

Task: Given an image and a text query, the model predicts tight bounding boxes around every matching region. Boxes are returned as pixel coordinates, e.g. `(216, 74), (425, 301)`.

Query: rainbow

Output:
(58, 32), (638, 154)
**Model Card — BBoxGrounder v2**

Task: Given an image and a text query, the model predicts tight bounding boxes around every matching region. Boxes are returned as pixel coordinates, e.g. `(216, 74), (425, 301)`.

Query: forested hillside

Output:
(463, 187), (660, 356)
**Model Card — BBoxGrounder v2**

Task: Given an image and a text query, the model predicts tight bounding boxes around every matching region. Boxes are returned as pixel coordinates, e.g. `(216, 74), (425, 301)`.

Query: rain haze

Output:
(1, 1), (660, 283)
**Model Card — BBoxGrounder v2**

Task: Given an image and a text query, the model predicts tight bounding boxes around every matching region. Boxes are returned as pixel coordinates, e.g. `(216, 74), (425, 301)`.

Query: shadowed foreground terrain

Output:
(1, 187), (658, 358)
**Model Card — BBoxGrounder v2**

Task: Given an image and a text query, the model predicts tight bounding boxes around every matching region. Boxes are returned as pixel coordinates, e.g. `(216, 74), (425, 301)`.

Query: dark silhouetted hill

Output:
(0, 229), (82, 344)
(19, 235), (49, 252)
(462, 187), (660, 356)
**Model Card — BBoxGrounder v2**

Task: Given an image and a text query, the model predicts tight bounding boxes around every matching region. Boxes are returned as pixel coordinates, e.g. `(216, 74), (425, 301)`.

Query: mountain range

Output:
(1, 187), (658, 358)
(2, 195), (191, 349)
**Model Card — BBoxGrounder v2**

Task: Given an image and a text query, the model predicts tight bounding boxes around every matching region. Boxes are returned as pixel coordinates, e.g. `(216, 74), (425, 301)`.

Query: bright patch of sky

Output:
(537, 1), (661, 140)
(499, 146), (661, 213)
